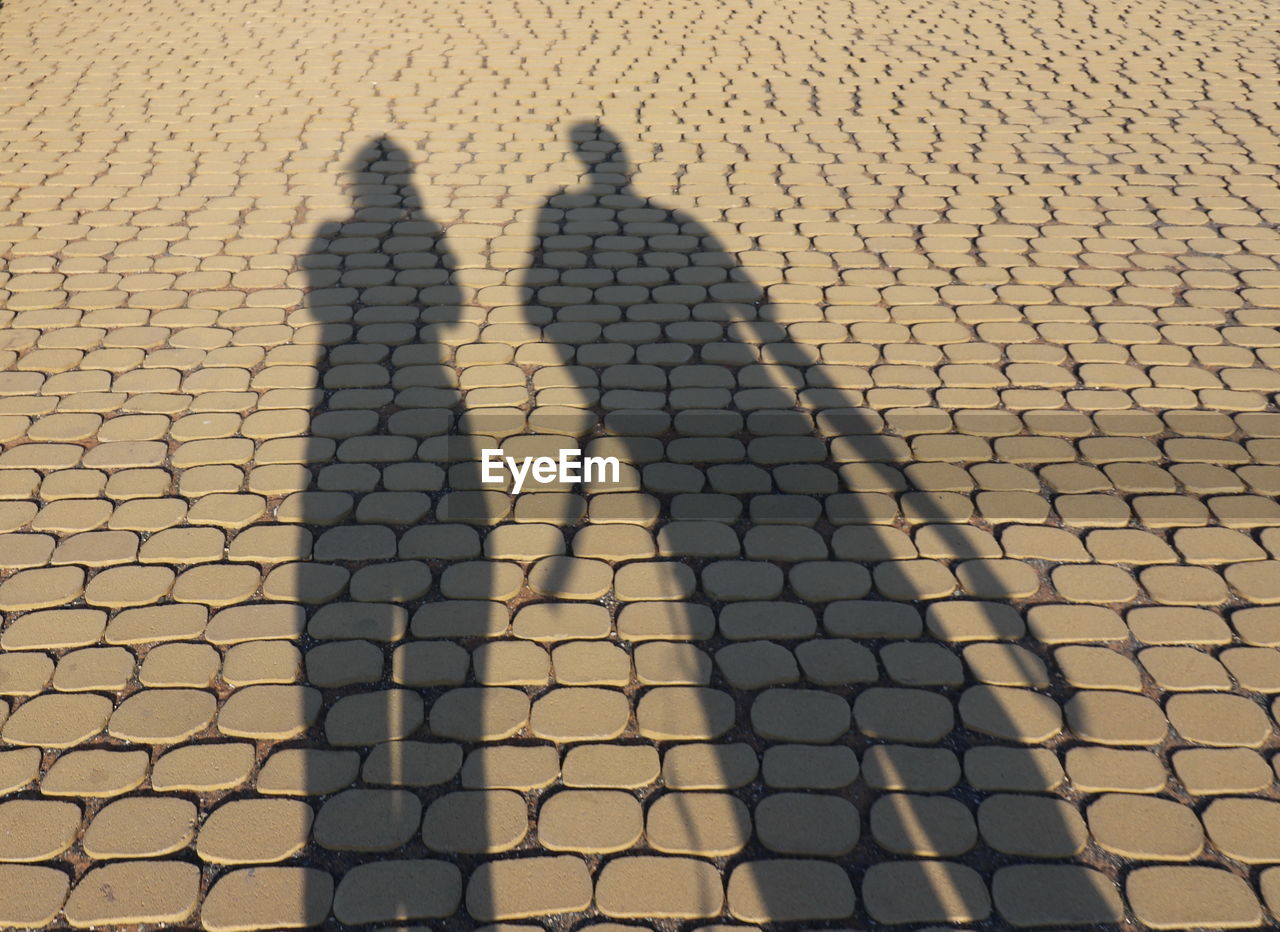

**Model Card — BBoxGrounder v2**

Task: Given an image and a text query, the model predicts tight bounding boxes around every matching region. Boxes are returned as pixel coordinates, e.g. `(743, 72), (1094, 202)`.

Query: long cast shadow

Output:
(284, 126), (1123, 928)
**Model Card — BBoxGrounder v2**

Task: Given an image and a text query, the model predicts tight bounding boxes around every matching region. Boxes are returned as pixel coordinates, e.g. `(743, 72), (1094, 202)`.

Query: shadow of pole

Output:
(289, 125), (1124, 928)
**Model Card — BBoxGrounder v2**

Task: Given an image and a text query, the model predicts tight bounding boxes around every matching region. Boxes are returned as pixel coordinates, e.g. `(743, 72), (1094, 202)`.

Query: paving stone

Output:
(152, 743), (255, 792)
(762, 744), (859, 789)
(962, 643), (1048, 688)
(854, 687), (953, 743)
(751, 688), (851, 743)
(473, 641), (551, 685)
(526, 555), (610, 598)
(992, 865), (1125, 927)
(873, 559), (957, 600)
(422, 790), (529, 853)
(1125, 866), (1262, 930)
(1051, 564), (1139, 603)
(1027, 604), (1127, 643)
(719, 602), (816, 640)
(647, 791), (751, 855)
(1201, 798), (1280, 863)
(755, 792), (859, 855)
(83, 797), (197, 859)
(217, 684), (322, 739)
(2, 693), (110, 747)
(1221, 647), (1280, 692)
(430, 687), (530, 741)
(258, 748), (361, 796)
(514, 602), (609, 640)
(702, 561), (785, 601)
(0, 799), (81, 861)
(618, 602), (715, 641)
(1065, 691), (1167, 745)
(467, 856), (593, 921)
(108, 688), (216, 743)
(870, 792), (976, 856)
(825, 600), (923, 639)
(1167, 692), (1271, 747)
(1129, 606), (1232, 645)
(725, 860), (855, 922)
(1054, 645), (1142, 691)
(965, 747), (1063, 792)
(539, 789), (642, 853)
(1172, 748), (1273, 795)
(862, 861), (990, 925)
(562, 745), (659, 788)
(628, 642), (701, 685)
(959, 685), (1062, 743)
(795, 639), (877, 685)
(65, 861), (199, 928)
(142, 642), (222, 687)
(662, 743), (759, 789)
(197, 798), (314, 864)
(0, 865), (70, 928)
(314, 788), (422, 851)
(201, 867), (334, 932)
(323, 688), (424, 745)
(531, 686), (629, 741)
(863, 744), (959, 791)
(925, 600), (1024, 641)
(40, 748), (148, 797)
(0, 748), (39, 794)
(1066, 747), (1167, 793)
(0, 566), (85, 611)
(333, 860), (462, 925)
(460, 746), (560, 790)
(716, 641), (799, 689)
(392, 642), (468, 687)
(0, 655), (52, 696)
(363, 740), (462, 787)
(638, 686), (734, 740)
(440, 560), (520, 600)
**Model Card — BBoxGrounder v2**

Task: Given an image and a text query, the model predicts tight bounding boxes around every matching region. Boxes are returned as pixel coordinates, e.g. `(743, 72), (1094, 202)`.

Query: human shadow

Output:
(501, 118), (1122, 929)
(280, 135), (493, 927)
(274, 127), (1123, 929)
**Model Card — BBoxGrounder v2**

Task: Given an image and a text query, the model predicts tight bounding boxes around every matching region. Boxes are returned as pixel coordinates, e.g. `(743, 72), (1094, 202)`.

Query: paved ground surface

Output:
(3, 0), (1280, 927)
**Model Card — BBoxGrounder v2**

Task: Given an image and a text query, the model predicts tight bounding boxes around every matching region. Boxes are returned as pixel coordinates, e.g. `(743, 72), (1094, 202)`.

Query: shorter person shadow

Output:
(283, 126), (1124, 929)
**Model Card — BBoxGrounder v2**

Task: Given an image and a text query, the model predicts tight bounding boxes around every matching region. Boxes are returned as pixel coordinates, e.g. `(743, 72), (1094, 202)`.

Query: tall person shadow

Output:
(282, 127), (1123, 929)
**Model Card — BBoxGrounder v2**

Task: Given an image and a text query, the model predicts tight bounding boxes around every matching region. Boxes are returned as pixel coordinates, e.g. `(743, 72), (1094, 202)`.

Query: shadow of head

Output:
(343, 135), (418, 213)
(566, 118), (632, 189)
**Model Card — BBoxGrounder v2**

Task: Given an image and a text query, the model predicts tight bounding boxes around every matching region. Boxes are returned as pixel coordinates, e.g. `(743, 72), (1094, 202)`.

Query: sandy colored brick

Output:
(82, 797), (197, 859)
(152, 743), (255, 792)
(530, 686), (629, 741)
(992, 865), (1124, 927)
(197, 798), (313, 864)
(596, 856), (724, 920)
(65, 861), (199, 928)
(108, 688), (215, 743)
(0, 865), (70, 927)
(538, 789), (642, 853)
(2, 693), (110, 747)
(333, 860), (461, 925)
(726, 860), (856, 922)
(0, 799), (80, 861)
(1125, 866), (1262, 930)
(862, 861), (990, 925)
(201, 867), (334, 932)
(466, 856), (592, 921)
(563, 745), (659, 788)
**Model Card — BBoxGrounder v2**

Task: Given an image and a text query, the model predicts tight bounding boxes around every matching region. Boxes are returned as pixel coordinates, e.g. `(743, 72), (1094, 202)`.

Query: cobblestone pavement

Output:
(3, 0), (1280, 927)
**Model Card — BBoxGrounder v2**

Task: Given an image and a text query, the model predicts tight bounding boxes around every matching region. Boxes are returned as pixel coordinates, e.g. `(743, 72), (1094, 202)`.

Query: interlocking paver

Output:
(6, 0), (1280, 926)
